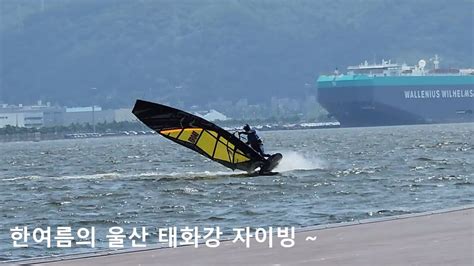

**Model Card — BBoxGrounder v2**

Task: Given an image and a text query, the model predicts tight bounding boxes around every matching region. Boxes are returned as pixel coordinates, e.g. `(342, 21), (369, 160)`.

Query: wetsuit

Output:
(240, 128), (270, 158)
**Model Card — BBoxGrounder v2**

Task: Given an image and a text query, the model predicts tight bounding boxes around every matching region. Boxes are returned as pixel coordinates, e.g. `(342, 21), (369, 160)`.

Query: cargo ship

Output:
(317, 55), (474, 127)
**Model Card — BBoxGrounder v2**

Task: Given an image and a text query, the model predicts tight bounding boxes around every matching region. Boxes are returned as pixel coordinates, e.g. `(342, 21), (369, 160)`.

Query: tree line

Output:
(1, 0), (472, 108)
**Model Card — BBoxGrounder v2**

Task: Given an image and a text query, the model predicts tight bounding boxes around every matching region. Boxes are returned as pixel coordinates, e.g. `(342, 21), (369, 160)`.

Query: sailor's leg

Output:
(259, 143), (271, 158)
(251, 143), (263, 155)
(250, 142), (258, 151)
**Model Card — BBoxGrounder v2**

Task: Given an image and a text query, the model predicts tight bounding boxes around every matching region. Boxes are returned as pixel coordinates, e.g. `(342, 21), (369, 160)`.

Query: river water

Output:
(1, 123), (473, 260)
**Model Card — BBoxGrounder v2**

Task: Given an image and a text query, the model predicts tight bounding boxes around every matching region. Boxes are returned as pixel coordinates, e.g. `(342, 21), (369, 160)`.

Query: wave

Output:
(1, 175), (41, 181)
(2, 170), (245, 182)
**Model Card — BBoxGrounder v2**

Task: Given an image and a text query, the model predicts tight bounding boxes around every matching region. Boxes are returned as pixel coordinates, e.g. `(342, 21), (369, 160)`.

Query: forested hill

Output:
(1, 0), (473, 108)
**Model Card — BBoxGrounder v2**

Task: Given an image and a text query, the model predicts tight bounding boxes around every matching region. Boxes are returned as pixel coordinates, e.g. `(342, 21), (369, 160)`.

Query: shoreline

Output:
(2, 121), (473, 143)
(0, 124), (340, 143)
(7, 204), (473, 265)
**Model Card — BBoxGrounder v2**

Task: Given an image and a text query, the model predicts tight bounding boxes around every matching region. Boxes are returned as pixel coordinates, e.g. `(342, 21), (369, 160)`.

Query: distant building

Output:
(114, 108), (136, 122)
(0, 102), (137, 128)
(0, 101), (63, 128)
(0, 112), (26, 127)
(63, 106), (111, 125)
(194, 109), (229, 121)
(63, 107), (138, 125)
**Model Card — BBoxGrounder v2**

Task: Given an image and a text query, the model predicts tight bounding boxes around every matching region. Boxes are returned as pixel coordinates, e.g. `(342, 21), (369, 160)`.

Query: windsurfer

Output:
(239, 124), (271, 158)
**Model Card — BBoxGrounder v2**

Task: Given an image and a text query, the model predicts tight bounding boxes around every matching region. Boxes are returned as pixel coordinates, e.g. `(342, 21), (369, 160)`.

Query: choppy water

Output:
(1, 123), (473, 261)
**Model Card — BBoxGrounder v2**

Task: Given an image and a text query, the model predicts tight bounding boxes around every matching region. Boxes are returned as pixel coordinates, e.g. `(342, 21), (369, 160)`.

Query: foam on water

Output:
(57, 173), (121, 180)
(275, 151), (326, 172)
(1, 170), (244, 182)
(2, 173), (123, 181)
(1, 175), (40, 181)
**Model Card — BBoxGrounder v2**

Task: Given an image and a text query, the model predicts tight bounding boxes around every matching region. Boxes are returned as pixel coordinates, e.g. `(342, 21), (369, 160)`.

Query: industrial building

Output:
(0, 101), (136, 128)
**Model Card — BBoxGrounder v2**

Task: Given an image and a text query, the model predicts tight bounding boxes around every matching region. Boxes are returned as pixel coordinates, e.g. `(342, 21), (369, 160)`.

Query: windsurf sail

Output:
(132, 99), (265, 172)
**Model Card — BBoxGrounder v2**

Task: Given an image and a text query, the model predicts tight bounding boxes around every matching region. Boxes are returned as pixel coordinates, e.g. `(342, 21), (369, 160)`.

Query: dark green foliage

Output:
(1, 0), (472, 107)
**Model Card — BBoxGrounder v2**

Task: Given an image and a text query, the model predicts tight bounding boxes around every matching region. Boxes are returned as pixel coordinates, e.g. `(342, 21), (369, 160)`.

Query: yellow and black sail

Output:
(132, 99), (265, 172)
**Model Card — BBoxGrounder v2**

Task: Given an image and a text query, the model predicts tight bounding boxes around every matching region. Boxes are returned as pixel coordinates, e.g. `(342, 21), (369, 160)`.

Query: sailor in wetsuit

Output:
(239, 124), (271, 158)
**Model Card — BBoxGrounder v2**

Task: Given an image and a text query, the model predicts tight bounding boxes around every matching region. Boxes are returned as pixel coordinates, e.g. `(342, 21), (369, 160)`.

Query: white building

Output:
(62, 107), (136, 125)
(0, 102), (137, 128)
(194, 109), (229, 121)
(63, 106), (111, 125)
(114, 108), (136, 122)
(0, 112), (26, 127)
(0, 102), (62, 128)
